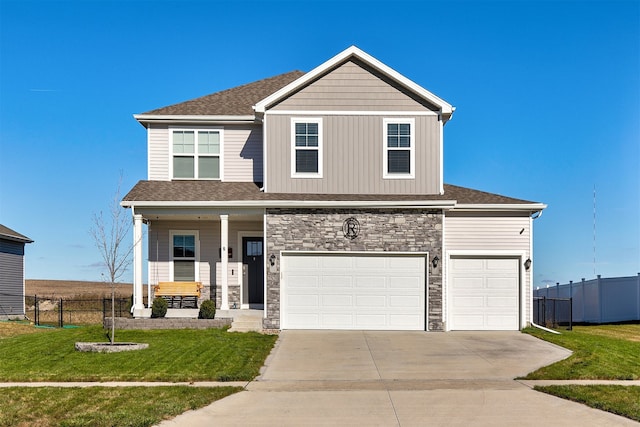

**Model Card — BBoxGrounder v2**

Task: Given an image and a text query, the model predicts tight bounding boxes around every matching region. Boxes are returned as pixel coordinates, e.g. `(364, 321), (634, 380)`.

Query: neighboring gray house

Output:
(0, 224), (33, 320)
(123, 46), (546, 331)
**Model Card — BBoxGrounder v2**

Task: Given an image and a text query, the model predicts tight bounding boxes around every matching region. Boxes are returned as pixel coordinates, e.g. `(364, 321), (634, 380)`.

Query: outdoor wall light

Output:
(432, 255), (440, 269)
(269, 254), (276, 266)
(524, 258), (532, 270)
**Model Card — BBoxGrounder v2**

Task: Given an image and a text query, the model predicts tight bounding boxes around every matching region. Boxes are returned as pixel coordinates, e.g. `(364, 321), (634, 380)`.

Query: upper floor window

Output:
(291, 118), (322, 178)
(172, 129), (222, 179)
(383, 118), (415, 179)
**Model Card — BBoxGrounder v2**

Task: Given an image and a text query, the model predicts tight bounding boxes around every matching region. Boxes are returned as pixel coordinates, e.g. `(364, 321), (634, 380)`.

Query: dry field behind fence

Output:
(26, 279), (147, 298)
(24, 280), (149, 325)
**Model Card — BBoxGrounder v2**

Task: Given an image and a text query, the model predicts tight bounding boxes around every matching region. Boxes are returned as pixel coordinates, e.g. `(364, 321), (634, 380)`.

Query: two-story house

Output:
(122, 46), (546, 331)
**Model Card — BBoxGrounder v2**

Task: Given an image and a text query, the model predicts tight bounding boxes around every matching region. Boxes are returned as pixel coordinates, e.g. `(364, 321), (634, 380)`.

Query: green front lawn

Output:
(0, 386), (241, 427)
(524, 324), (640, 422)
(523, 325), (640, 380)
(0, 325), (277, 382)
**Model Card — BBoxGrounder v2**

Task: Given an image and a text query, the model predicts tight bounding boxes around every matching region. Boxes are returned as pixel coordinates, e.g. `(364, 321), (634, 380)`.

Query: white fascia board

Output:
(134, 114), (256, 125)
(452, 203), (548, 212)
(121, 199), (458, 209)
(254, 46), (454, 116)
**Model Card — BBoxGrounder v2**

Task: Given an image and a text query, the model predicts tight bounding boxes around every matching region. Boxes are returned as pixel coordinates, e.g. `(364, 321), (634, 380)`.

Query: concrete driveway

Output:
(159, 331), (637, 426)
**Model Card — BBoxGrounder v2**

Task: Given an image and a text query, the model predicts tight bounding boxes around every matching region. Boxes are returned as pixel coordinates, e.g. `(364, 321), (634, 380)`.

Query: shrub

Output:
(198, 300), (216, 319)
(151, 297), (168, 318)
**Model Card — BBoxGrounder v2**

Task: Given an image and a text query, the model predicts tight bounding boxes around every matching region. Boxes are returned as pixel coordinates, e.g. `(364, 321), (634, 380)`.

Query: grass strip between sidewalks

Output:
(0, 386), (241, 427)
(534, 385), (640, 422)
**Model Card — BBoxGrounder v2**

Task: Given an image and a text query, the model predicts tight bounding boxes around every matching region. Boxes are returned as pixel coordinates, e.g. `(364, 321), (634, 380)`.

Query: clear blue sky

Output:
(1, 0), (638, 287)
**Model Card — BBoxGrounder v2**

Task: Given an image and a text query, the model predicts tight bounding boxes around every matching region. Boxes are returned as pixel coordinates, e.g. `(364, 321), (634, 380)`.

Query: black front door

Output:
(243, 237), (264, 304)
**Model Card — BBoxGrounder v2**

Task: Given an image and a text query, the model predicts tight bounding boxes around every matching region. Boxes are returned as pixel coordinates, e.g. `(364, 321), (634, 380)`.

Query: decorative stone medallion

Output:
(342, 217), (360, 240)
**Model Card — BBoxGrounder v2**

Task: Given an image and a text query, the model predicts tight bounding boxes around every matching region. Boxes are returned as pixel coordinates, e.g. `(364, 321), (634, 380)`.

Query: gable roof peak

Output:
(254, 46), (454, 120)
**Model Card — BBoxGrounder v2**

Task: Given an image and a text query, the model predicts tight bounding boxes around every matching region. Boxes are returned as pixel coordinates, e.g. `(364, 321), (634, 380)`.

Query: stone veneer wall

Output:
(265, 208), (443, 330)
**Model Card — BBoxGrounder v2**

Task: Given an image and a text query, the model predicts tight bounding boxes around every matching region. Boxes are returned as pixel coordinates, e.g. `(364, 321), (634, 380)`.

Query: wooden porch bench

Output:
(153, 281), (203, 308)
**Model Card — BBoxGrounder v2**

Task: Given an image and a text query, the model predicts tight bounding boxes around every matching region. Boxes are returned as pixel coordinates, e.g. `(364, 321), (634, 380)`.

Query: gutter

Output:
(121, 199), (459, 209)
(133, 114), (257, 127)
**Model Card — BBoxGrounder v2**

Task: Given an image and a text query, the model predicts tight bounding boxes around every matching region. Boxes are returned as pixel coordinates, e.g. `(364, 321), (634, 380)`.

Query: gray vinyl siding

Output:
(147, 220), (262, 287)
(271, 60), (438, 112)
(148, 124), (170, 181)
(445, 212), (531, 252)
(147, 124), (261, 183)
(0, 240), (26, 316)
(265, 114), (441, 194)
(224, 125), (263, 182)
(444, 211), (532, 326)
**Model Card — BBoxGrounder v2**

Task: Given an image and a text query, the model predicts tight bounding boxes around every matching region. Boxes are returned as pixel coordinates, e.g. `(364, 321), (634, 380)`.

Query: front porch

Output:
(128, 207), (266, 323)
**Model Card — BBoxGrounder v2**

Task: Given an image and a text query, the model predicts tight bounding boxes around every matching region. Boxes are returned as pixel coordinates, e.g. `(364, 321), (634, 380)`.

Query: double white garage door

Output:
(280, 253), (521, 331)
(281, 254), (426, 330)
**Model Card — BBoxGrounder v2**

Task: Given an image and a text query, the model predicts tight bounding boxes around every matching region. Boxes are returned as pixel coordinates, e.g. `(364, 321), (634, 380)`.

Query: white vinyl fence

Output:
(534, 274), (640, 324)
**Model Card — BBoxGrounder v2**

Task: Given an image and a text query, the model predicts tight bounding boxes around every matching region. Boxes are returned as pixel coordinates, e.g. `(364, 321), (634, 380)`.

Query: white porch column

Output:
(132, 214), (144, 313)
(220, 214), (229, 310)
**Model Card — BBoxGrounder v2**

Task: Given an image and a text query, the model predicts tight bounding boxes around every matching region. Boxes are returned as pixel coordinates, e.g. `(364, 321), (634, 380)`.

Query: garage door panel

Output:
(287, 294), (319, 307)
(321, 256), (353, 268)
(321, 275), (353, 287)
(356, 295), (386, 307)
(452, 296), (484, 307)
(287, 275), (319, 289)
(355, 277), (386, 288)
(282, 254), (426, 330)
(487, 296), (518, 308)
(321, 294), (352, 306)
(487, 277), (517, 289)
(450, 257), (519, 331)
(390, 314), (422, 327)
(389, 295), (421, 307)
(452, 277), (483, 289)
(486, 258), (517, 270)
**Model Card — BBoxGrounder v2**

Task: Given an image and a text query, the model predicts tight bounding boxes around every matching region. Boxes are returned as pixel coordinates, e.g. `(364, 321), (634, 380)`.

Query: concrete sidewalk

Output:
(156, 331), (638, 426)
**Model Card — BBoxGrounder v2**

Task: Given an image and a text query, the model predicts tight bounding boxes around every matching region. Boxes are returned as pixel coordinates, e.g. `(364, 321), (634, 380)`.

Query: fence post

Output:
(34, 295), (39, 326)
(59, 298), (63, 328)
(569, 297), (573, 331)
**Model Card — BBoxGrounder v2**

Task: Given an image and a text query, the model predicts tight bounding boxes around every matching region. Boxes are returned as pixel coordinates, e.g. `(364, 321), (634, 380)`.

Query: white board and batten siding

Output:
(444, 212), (532, 331)
(281, 253), (427, 330)
(146, 124), (262, 182)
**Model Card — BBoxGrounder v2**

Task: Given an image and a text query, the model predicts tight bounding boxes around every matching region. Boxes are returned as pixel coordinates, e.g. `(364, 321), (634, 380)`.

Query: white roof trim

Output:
(122, 200), (458, 209)
(253, 46), (454, 117)
(134, 114), (256, 123)
(452, 203), (547, 211)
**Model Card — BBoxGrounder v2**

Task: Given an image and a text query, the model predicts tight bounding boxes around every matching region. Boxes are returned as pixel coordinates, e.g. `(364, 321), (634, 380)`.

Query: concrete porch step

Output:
(228, 316), (263, 332)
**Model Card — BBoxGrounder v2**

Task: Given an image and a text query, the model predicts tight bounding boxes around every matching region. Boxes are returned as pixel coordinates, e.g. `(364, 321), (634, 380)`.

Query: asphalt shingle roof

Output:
(141, 71), (306, 116)
(0, 224), (33, 243)
(122, 180), (537, 206)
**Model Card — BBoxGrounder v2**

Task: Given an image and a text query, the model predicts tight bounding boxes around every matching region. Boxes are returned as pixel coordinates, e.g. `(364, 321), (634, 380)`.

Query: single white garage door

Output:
(281, 253), (426, 330)
(449, 257), (520, 330)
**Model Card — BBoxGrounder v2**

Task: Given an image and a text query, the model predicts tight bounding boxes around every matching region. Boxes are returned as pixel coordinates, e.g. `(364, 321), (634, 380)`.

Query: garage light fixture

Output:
(524, 258), (532, 270)
(432, 255), (440, 269)
(269, 254), (276, 266)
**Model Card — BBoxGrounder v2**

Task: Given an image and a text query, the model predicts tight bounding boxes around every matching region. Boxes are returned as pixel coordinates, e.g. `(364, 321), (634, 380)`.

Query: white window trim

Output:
(383, 118), (415, 179)
(290, 118), (323, 178)
(170, 127), (224, 180)
(169, 230), (200, 282)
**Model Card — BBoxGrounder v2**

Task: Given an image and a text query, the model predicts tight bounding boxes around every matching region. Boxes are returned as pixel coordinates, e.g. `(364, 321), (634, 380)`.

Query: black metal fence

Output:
(25, 295), (148, 327)
(533, 296), (573, 330)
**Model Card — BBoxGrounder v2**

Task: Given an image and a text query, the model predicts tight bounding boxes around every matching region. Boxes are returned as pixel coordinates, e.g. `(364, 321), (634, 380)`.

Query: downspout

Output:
(528, 209), (559, 334)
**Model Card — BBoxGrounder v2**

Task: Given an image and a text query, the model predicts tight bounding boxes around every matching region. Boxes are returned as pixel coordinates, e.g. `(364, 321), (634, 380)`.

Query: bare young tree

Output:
(89, 174), (133, 344)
